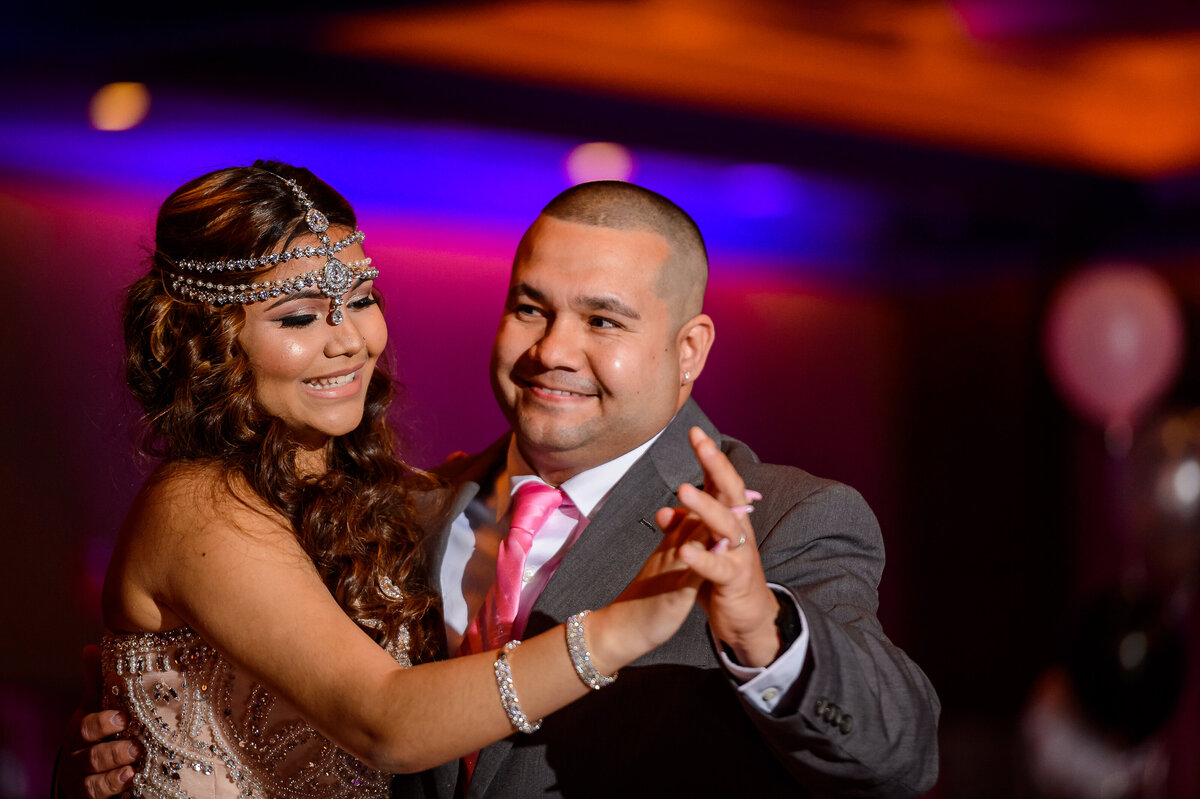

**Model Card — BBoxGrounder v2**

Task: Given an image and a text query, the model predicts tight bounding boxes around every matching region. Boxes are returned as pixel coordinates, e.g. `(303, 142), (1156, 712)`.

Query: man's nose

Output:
(530, 317), (584, 370)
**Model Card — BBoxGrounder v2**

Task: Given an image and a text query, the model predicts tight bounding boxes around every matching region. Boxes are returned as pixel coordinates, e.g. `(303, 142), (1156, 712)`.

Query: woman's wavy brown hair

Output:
(124, 159), (438, 660)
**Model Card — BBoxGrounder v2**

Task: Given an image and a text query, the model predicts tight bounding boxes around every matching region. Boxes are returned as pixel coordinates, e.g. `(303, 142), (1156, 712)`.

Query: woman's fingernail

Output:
(730, 505), (754, 516)
(119, 766), (135, 783)
(710, 538), (730, 554)
(111, 711), (127, 730)
(744, 489), (763, 501)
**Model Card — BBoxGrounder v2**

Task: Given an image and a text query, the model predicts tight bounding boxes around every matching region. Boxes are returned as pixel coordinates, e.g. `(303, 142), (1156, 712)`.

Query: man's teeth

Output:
(543, 388), (581, 397)
(305, 373), (356, 389)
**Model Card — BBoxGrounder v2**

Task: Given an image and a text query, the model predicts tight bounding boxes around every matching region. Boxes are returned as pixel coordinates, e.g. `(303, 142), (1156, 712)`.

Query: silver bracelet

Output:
(493, 640), (543, 734)
(566, 610), (618, 690)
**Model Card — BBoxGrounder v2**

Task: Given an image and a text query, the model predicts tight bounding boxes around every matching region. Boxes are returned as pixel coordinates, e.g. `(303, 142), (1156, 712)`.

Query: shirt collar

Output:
(497, 429), (666, 520)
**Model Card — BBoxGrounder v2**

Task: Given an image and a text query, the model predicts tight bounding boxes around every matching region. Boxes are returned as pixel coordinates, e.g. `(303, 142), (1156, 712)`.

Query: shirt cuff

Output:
(714, 585), (809, 715)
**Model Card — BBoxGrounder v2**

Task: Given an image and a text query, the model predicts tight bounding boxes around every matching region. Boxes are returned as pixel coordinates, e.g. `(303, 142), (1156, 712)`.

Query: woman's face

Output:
(236, 233), (387, 448)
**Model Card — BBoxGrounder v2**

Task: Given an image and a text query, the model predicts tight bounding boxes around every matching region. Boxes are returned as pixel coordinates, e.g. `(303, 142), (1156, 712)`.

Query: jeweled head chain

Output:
(164, 173), (378, 325)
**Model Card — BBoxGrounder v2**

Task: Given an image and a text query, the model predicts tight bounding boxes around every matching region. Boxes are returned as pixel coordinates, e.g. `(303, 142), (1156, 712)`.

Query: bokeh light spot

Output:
(1172, 458), (1200, 508)
(89, 82), (151, 131)
(564, 142), (635, 184)
(1118, 631), (1148, 672)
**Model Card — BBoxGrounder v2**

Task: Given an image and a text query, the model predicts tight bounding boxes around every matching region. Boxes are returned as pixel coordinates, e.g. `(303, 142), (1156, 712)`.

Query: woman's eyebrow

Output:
(266, 288), (324, 311)
(264, 279), (368, 311)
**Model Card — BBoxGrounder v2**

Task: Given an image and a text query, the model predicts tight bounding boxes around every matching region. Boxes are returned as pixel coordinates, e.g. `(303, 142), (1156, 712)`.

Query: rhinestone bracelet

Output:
(565, 610), (618, 690)
(493, 640), (542, 734)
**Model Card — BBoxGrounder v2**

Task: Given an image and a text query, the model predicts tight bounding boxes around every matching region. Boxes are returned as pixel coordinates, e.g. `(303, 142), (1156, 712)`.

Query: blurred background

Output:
(3, 1), (1200, 796)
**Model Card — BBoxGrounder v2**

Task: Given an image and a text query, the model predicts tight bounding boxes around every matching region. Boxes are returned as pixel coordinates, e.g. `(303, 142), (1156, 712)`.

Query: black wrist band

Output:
(773, 593), (803, 649)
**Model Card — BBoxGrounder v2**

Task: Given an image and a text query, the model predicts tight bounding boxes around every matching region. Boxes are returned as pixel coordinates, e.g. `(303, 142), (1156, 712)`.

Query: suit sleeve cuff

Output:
(713, 585), (809, 715)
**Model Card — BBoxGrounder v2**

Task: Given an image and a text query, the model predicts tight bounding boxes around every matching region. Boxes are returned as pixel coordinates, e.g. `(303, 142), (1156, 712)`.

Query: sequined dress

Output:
(101, 625), (410, 798)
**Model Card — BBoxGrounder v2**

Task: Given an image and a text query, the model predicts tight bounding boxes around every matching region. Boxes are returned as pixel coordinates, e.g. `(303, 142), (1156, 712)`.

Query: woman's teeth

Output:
(305, 372), (356, 389)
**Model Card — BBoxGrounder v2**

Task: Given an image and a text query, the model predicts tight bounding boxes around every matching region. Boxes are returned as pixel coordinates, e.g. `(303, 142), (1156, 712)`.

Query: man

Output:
(64, 181), (939, 797)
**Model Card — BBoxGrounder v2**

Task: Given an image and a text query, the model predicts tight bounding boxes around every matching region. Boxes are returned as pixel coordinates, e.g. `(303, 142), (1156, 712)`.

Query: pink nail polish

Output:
(710, 538), (730, 554)
(730, 505), (754, 516)
(744, 489), (763, 501)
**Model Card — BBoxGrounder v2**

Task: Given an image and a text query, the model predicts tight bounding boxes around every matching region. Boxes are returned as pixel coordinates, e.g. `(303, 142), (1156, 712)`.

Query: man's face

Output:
(490, 215), (687, 482)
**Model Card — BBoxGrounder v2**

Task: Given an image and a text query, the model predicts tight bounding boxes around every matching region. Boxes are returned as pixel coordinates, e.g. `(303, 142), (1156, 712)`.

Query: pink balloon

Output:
(1044, 264), (1184, 430)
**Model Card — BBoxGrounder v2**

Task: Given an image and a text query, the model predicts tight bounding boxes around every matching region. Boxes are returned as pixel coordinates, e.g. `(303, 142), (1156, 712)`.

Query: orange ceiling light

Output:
(325, 0), (1200, 176)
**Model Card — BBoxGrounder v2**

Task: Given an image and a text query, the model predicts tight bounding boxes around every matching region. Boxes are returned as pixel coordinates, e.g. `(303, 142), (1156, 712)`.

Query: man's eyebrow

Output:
(509, 283), (640, 320)
(577, 295), (640, 320)
(508, 282), (546, 305)
(265, 278), (368, 311)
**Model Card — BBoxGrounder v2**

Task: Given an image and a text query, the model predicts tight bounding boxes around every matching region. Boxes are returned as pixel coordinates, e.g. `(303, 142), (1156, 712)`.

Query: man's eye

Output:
(589, 317), (619, 329)
(515, 304), (542, 317)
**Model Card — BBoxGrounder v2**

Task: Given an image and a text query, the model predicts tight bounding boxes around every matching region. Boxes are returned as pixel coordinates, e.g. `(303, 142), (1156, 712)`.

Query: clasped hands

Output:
(658, 427), (783, 669)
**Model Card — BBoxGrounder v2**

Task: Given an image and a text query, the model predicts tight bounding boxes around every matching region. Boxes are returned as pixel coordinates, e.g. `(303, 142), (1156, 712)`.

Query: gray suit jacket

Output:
(396, 399), (939, 798)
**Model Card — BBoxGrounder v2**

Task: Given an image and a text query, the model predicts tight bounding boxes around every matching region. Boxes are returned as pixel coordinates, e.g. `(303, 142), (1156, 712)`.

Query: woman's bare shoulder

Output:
(106, 461), (304, 631)
(130, 461), (285, 540)
(106, 462), (275, 630)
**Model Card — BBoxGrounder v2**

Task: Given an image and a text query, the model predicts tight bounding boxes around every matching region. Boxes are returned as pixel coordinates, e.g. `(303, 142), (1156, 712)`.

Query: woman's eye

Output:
(279, 314), (318, 329)
(349, 294), (379, 310)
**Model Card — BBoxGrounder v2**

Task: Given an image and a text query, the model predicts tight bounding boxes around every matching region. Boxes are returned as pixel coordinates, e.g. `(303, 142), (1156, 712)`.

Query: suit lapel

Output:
(646, 398), (721, 492)
(527, 460), (675, 625)
(426, 435), (511, 601)
(467, 734), (513, 799)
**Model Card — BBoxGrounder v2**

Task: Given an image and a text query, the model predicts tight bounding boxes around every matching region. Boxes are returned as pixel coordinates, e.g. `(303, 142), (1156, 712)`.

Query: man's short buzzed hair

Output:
(540, 181), (708, 326)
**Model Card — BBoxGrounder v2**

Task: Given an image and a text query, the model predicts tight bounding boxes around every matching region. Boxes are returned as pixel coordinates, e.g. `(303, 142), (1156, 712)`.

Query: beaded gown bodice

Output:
(102, 624), (410, 799)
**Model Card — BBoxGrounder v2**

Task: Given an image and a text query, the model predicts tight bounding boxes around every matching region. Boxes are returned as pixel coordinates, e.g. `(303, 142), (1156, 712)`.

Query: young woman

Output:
(98, 161), (702, 797)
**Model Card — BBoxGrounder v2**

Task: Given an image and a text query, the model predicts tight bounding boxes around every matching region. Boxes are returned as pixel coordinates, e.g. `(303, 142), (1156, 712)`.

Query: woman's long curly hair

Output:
(125, 159), (437, 660)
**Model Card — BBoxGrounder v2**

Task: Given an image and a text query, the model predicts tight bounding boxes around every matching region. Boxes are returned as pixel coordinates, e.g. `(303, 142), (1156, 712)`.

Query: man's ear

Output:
(677, 313), (715, 386)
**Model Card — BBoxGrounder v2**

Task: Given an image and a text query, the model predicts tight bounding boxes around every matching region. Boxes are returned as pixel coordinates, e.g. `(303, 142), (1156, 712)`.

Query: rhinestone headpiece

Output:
(164, 175), (377, 325)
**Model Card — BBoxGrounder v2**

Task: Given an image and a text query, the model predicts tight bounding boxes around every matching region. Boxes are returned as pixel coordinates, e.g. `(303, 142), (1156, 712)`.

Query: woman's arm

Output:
(116, 472), (700, 773)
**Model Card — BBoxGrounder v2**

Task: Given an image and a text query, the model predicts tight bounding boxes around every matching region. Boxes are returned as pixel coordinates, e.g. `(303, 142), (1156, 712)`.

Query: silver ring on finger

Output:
(732, 532), (747, 549)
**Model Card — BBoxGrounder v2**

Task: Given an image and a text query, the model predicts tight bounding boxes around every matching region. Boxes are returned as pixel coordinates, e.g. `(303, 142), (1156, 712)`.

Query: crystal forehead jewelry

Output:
(166, 175), (375, 325)
(168, 258), (375, 322)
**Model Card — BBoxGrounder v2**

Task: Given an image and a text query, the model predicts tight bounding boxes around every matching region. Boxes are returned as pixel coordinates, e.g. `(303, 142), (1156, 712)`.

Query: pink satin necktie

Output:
(458, 481), (564, 783)
(460, 480), (564, 655)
